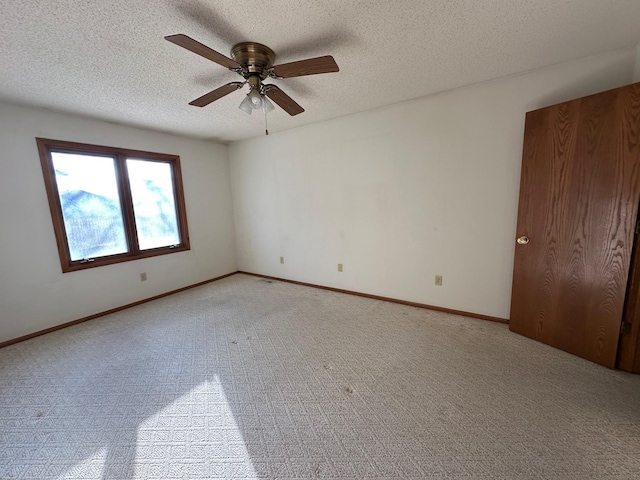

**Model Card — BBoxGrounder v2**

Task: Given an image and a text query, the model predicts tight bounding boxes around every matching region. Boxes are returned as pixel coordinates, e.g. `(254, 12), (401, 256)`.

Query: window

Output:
(37, 138), (190, 272)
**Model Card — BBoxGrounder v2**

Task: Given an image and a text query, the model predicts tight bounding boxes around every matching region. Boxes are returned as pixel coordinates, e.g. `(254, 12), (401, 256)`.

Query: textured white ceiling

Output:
(1, 1), (640, 143)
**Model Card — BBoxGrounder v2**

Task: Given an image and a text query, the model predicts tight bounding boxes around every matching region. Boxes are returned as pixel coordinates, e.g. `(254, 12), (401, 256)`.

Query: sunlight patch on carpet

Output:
(135, 377), (257, 478)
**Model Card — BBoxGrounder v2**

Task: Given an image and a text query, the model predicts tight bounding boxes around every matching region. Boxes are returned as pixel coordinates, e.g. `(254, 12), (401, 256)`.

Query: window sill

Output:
(62, 245), (190, 273)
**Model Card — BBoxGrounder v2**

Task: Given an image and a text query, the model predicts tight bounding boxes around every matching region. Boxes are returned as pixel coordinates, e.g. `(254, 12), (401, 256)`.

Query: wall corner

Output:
(634, 43), (640, 83)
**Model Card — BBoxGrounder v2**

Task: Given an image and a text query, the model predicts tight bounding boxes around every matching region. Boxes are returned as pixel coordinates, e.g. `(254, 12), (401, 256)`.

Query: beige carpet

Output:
(1, 273), (639, 479)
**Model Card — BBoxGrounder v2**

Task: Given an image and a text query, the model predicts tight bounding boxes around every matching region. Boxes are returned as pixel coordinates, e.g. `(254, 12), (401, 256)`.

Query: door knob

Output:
(517, 236), (529, 245)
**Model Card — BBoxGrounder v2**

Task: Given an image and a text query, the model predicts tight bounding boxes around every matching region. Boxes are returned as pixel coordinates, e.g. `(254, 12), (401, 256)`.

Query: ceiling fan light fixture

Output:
(262, 96), (275, 115)
(238, 94), (254, 115)
(239, 89), (275, 116)
(249, 89), (262, 108)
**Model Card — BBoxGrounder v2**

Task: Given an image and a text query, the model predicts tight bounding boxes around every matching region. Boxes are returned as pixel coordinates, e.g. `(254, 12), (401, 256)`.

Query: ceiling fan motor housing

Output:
(231, 42), (276, 79)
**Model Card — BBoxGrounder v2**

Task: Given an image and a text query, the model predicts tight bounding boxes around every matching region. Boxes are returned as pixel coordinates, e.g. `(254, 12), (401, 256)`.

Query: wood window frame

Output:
(37, 138), (190, 273)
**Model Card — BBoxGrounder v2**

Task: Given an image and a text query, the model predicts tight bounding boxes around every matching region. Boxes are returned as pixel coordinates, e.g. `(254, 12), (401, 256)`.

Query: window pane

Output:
(126, 159), (180, 250)
(52, 152), (128, 260)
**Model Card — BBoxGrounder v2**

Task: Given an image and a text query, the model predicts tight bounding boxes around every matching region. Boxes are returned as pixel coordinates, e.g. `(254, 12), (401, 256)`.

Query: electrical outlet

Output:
(140, 272), (147, 282)
(338, 263), (343, 272)
(280, 256), (284, 264)
(435, 275), (442, 286)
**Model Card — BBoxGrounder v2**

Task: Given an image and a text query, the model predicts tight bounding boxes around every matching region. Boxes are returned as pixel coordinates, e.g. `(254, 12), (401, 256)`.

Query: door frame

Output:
(617, 211), (640, 373)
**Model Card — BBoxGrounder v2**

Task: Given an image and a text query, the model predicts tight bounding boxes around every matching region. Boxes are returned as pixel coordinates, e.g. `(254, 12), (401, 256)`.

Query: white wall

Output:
(229, 48), (637, 320)
(0, 102), (237, 343)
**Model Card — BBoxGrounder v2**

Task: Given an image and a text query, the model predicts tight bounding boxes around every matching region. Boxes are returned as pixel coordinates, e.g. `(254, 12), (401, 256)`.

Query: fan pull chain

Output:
(264, 111), (269, 135)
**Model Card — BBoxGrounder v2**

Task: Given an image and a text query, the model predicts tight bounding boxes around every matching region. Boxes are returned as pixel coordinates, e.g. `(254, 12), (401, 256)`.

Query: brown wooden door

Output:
(510, 83), (640, 368)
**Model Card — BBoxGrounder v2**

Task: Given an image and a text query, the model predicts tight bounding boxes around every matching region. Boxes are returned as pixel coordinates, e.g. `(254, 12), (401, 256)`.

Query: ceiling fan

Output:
(165, 34), (339, 117)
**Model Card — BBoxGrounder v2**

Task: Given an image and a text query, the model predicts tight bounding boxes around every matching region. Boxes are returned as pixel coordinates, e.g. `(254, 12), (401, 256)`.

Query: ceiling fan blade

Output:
(189, 82), (244, 107)
(271, 55), (339, 78)
(165, 34), (240, 69)
(264, 85), (304, 116)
